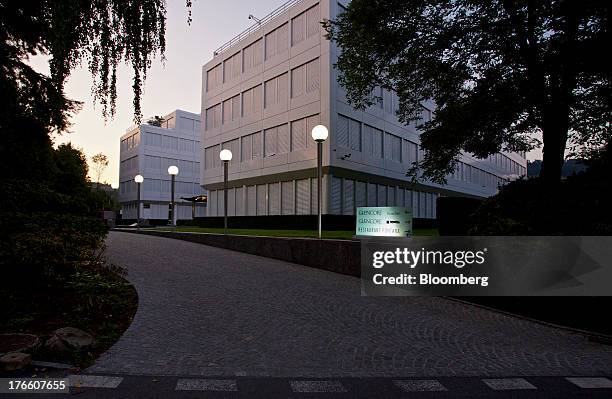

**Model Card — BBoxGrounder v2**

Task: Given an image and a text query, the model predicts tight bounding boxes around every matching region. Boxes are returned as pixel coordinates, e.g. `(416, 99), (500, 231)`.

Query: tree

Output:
(91, 153), (109, 188)
(146, 115), (165, 127)
(0, 1), (193, 125)
(52, 143), (90, 199)
(324, 0), (610, 183)
(1, 1), (191, 184)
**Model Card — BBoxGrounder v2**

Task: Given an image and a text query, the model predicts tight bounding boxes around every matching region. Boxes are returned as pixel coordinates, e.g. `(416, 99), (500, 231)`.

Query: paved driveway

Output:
(88, 231), (612, 377)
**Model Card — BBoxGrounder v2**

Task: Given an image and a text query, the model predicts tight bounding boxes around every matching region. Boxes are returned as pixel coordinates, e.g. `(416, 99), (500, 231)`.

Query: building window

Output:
(205, 103), (222, 130)
(243, 38), (263, 73)
(206, 63), (222, 91)
(144, 132), (162, 147)
(240, 132), (263, 162)
(222, 94), (240, 124)
(290, 114), (319, 152)
(222, 139), (239, 166)
(291, 4), (319, 46)
(402, 140), (418, 164)
(384, 133), (402, 162)
(242, 85), (262, 117)
(264, 73), (288, 108)
(204, 144), (220, 169)
(337, 114), (361, 151)
(265, 23), (289, 60)
(291, 58), (319, 99)
(281, 181), (294, 215)
(223, 52), (241, 82)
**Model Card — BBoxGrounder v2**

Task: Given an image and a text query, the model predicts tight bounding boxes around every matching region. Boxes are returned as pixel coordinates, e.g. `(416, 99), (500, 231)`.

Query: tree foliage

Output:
(324, 0), (611, 183)
(146, 115), (165, 127)
(0, 0), (191, 128)
(91, 152), (109, 186)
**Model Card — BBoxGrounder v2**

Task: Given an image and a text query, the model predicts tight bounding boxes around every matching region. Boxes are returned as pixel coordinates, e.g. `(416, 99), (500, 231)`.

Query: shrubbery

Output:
(0, 212), (108, 287)
(436, 197), (483, 235)
(0, 144), (110, 289)
(469, 148), (612, 235)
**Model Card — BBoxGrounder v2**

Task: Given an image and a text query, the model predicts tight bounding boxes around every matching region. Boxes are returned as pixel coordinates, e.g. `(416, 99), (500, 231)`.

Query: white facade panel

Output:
(200, 0), (527, 221)
(119, 109), (204, 221)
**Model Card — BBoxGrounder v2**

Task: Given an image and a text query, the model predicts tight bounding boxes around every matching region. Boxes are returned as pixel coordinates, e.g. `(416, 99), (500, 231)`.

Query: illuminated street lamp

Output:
(311, 125), (329, 239)
(168, 165), (179, 226)
(134, 174), (144, 230)
(219, 149), (233, 233)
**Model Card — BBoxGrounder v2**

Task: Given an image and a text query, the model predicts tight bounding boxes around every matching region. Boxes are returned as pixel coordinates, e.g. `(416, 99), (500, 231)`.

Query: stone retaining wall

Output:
(117, 229), (361, 277)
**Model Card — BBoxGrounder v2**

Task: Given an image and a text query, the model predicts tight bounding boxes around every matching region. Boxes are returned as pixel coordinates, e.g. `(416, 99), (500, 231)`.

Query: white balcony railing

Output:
(213, 0), (305, 56)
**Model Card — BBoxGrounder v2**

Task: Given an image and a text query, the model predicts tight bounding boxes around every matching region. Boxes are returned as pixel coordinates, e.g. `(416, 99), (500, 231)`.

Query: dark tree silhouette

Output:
(324, 0), (610, 183)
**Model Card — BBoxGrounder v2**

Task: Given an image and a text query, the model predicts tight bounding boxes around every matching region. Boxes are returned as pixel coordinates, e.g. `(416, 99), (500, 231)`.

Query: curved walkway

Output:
(88, 231), (612, 377)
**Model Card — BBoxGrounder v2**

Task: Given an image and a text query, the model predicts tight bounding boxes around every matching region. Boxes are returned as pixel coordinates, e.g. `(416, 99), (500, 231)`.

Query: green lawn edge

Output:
(152, 226), (439, 239)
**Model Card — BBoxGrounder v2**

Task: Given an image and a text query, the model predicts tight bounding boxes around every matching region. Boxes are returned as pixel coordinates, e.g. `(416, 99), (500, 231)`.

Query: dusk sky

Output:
(30, 0), (542, 186)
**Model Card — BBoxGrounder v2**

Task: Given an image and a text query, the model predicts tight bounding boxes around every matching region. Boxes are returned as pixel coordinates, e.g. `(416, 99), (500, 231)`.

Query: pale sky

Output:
(30, 0), (285, 186)
(30, 0), (542, 186)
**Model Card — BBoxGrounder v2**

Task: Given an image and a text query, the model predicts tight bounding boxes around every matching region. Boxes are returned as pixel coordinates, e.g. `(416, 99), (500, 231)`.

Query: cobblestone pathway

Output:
(88, 231), (612, 377)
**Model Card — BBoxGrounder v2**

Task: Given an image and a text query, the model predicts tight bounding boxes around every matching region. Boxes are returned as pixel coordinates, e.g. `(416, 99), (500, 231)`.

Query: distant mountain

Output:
(527, 159), (589, 177)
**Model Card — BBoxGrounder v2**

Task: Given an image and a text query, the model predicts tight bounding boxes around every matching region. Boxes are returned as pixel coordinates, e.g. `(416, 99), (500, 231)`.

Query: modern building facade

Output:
(200, 0), (527, 219)
(119, 110), (205, 222)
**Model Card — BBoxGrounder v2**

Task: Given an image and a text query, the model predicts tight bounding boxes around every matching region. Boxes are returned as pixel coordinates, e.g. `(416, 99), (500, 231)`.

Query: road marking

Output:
(393, 379), (447, 392)
(483, 378), (537, 390)
(176, 379), (238, 391)
(290, 380), (347, 393)
(566, 377), (612, 389)
(69, 375), (123, 388)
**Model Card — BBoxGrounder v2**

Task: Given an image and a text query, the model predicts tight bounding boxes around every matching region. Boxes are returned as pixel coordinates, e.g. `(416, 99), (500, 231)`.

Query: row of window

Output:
(121, 202), (205, 220)
(119, 156), (138, 174)
(337, 114), (420, 164)
(329, 177), (438, 219)
(146, 116), (201, 133)
(205, 57), (320, 130)
(119, 179), (201, 195)
(338, 83), (434, 124)
(485, 153), (527, 175)
(143, 132), (200, 153)
(204, 114), (320, 169)
(144, 156), (200, 177)
(449, 161), (509, 188)
(207, 4), (320, 91)
(206, 177), (438, 219)
(120, 132), (140, 152)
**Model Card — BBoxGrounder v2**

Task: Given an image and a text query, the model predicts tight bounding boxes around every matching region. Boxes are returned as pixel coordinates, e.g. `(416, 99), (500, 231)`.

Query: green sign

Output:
(356, 207), (413, 237)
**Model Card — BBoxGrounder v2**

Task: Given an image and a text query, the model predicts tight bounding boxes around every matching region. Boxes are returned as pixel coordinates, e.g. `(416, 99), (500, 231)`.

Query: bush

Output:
(436, 197), (483, 235)
(469, 151), (612, 235)
(0, 212), (108, 288)
(0, 143), (111, 288)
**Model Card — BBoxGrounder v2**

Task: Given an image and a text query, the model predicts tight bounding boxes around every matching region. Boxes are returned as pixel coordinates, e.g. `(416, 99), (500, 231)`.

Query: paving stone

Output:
(394, 379), (447, 391)
(483, 378), (537, 390)
(566, 377), (612, 388)
(69, 375), (123, 388)
(87, 232), (612, 378)
(175, 378), (237, 391)
(290, 380), (347, 393)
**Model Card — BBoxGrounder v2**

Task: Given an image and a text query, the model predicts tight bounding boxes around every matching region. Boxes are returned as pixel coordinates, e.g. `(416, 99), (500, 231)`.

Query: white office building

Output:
(119, 110), (205, 222)
(201, 0), (527, 220)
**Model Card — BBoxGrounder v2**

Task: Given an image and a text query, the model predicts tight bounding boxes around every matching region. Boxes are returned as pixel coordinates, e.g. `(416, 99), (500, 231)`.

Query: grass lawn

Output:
(154, 226), (439, 239)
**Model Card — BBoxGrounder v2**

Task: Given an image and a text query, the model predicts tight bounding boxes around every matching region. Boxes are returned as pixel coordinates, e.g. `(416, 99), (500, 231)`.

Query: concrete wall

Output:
(122, 229), (361, 277)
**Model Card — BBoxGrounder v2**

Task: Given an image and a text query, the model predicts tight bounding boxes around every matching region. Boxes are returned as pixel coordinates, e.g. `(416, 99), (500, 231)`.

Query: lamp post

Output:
(134, 174), (144, 230)
(311, 125), (329, 239)
(219, 149), (233, 233)
(168, 165), (179, 226)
